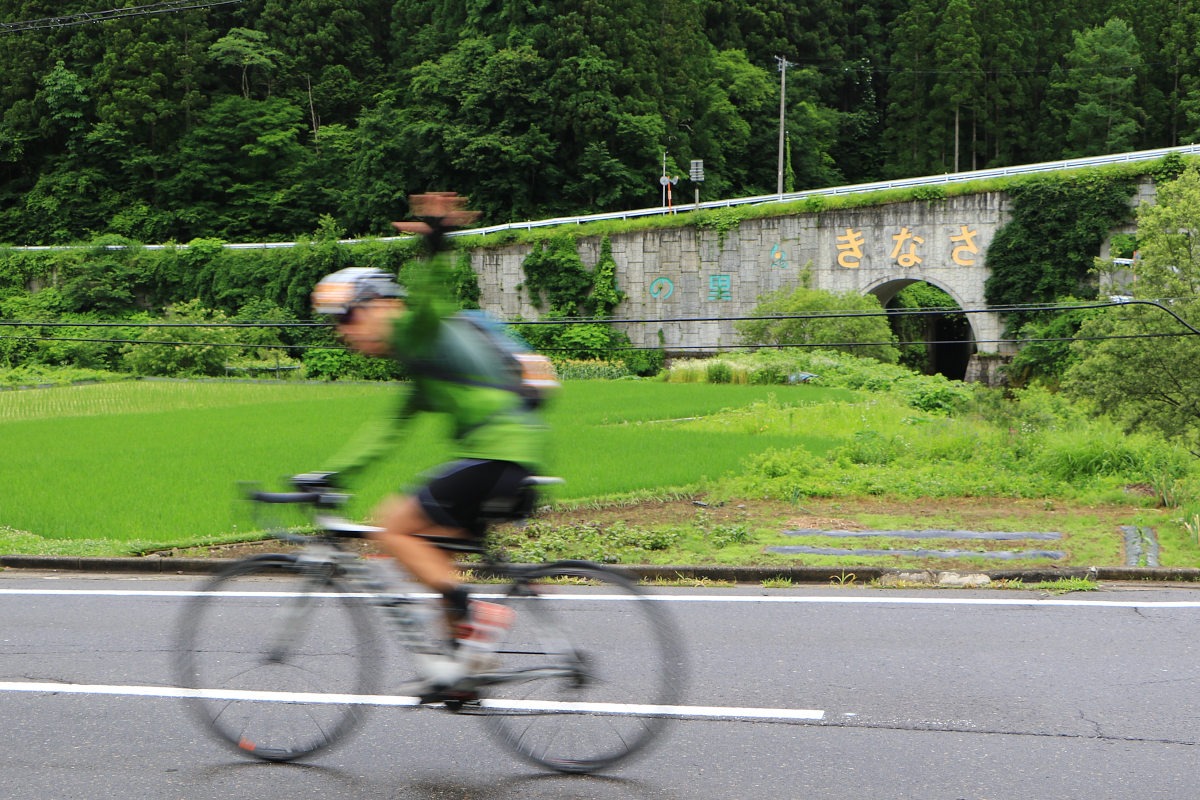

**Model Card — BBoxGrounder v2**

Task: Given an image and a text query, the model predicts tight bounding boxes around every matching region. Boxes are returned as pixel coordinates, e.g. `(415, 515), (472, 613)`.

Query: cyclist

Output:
(299, 192), (549, 697)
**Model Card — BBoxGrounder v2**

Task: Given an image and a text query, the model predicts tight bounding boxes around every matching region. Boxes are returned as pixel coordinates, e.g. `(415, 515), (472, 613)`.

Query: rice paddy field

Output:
(0, 379), (842, 553)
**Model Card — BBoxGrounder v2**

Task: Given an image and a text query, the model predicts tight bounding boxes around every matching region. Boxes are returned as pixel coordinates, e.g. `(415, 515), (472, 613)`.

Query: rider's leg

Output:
(370, 494), (466, 593)
(371, 459), (530, 636)
(369, 494), (473, 631)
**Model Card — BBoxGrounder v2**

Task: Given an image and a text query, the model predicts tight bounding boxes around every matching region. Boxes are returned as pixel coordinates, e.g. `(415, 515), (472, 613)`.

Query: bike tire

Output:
(174, 554), (383, 762)
(477, 561), (686, 773)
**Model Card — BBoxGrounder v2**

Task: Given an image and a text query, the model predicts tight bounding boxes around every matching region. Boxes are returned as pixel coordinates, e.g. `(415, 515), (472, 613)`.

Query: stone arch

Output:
(863, 276), (977, 380)
(863, 276), (969, 316)
(863, 276), (981, 338)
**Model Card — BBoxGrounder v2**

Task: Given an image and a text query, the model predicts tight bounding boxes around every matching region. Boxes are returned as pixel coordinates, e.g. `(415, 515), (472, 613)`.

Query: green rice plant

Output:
(0, 381), (397, 543)
(0, 378), (852, 549)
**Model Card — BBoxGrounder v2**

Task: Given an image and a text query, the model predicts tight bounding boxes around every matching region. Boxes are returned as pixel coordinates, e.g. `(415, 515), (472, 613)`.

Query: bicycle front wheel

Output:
(174, 554), (383, 761)
(479, 561), (686, 773)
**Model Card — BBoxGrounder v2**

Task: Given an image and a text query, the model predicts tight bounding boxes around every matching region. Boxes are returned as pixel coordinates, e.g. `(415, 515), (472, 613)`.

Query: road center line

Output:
(1, 587), (1199, 609)
(0, 681), (824, 721)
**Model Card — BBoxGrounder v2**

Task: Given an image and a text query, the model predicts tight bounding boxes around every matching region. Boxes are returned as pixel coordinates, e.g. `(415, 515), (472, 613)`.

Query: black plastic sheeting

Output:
(783, 528), (1062, 540)
(767, 545), (1066, 560)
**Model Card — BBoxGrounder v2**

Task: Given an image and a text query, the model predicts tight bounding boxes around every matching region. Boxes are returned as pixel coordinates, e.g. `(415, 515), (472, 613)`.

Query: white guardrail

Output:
(12, 143), (1200, 253)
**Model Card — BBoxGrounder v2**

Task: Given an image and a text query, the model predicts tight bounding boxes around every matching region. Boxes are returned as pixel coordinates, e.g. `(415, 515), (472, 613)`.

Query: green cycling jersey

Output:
(322, 254), (548, 480)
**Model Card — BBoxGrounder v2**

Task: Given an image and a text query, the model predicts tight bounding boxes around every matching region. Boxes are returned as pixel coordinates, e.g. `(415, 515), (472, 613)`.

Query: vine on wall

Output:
(516, 234), (660, 372)
(518, 233), (594, 315)
(984, 170), (1138, 331)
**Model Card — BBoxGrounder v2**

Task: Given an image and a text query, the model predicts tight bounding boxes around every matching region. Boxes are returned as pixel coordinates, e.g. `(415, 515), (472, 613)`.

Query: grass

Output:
(0, 378), (844, 553)
(0, 376), (1194, 570)
(0, 381), (396, 545)
(1022, 578), (1100, 594)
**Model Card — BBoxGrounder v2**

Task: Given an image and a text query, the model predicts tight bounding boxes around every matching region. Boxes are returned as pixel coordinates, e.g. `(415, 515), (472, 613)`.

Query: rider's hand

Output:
(391, 192), (480, 251)
(291, 471), (338, 491)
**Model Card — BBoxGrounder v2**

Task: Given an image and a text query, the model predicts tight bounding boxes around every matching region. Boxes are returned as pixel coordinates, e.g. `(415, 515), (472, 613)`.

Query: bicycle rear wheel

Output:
(174, 554), (383, 761)
(478, 561), (686, 773)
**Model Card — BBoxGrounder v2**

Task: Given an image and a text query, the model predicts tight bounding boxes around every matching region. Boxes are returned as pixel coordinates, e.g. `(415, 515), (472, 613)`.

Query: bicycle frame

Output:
(273, 521), (582, 692)
(177, 482), (681, 772)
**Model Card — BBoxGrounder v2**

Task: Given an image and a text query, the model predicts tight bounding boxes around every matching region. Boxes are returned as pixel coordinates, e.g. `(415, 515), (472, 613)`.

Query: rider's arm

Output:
(320, 385), (422, 483)
(320, 254), (453, 482)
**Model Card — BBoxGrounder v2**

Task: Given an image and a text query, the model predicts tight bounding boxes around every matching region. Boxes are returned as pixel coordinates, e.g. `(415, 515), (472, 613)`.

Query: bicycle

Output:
(173, 481), (686, 774)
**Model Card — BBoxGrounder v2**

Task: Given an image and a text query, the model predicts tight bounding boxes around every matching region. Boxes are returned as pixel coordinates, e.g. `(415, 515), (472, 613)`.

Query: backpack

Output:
(428, 310), (559, 409)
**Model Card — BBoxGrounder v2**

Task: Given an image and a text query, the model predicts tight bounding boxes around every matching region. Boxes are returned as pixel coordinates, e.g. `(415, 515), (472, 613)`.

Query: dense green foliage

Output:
(5, 1), (1200, 245)
(1066, 166), (1200, 454)
(983, 170), (1138, 329)
(513, 233), (657, 371)
(0, 235), (415, 378)
(1004, 301), (1100, 387)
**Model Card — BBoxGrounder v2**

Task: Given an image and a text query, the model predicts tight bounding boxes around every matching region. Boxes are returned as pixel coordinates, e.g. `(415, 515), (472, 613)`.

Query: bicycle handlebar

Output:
(250, 490), (323, 504)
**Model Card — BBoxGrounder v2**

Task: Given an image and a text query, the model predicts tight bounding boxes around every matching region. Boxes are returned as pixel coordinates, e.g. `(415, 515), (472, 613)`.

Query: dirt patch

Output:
(164, 537), (386, 560)
(162, 493), (1153, 562)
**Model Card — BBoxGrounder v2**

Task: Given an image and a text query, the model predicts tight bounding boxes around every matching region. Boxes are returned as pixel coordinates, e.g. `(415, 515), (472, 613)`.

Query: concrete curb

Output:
(4, 555), (1200, 584)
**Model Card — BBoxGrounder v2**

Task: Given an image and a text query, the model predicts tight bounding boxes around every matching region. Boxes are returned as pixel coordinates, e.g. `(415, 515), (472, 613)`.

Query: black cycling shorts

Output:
(416, 459), (534, 539)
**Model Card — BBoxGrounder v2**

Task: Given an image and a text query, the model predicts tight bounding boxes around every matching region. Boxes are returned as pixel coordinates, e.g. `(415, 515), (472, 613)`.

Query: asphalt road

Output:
(2, 571), (1200, 799)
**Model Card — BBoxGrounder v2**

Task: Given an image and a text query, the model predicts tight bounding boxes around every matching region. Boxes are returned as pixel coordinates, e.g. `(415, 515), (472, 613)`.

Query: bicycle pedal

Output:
(417, 685), (480, 707)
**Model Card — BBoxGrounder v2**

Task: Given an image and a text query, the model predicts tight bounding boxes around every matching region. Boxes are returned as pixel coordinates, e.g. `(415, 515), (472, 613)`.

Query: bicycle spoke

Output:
(479, 563), (685, 773)
(174, 556), (382, 762)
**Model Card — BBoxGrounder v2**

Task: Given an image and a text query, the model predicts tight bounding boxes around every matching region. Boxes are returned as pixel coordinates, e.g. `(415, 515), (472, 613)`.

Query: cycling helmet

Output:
(311, 267), (405, 319)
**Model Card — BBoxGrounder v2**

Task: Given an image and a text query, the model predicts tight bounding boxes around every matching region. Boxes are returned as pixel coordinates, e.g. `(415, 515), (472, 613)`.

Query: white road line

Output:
(0, 681), (825, 721)
(1, 587), (1199, 609)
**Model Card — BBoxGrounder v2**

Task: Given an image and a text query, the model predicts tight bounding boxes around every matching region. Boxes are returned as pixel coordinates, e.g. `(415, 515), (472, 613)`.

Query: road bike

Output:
(173, 482), (686, 774)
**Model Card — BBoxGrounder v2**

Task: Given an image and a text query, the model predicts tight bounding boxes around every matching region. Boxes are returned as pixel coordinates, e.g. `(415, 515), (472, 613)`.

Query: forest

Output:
(3, 0), (1199, 245)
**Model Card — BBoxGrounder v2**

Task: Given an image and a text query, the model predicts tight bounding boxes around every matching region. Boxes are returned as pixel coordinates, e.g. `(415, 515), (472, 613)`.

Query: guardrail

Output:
(10, 143), (1200, 253)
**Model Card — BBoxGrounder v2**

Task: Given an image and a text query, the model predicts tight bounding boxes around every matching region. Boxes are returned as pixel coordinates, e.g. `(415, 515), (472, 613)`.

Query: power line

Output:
(1, 0), (243, 33)
(1, 299), (1193, 330)
(0, 328), (1191, 354)
(0, 320), (328, 328)
(1, 298), (1195, 351)
(538, 331), (1193, 353)
(511, 299), (1200, 336)
(0, 334), (342, 351)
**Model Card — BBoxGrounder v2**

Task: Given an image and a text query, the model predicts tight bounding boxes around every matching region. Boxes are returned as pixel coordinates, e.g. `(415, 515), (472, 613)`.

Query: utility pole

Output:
(775, 56), (795, 196)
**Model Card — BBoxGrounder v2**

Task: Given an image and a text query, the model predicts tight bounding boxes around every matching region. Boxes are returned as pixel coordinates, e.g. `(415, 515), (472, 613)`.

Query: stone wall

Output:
(471, 179), (1153, 359)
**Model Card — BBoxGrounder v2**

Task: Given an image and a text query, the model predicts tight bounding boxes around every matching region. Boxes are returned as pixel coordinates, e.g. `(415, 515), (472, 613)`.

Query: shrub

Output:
(552, 359), (632, 380)
(302, 347), (405, 381)
(736, 281), (899, 364)
(902, 375), (972, 414)
(620, 346), (664, 377)
(705, 360), (733, 383)
(121, 301), (237, 377)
